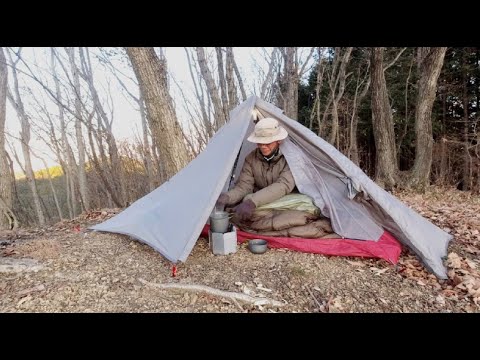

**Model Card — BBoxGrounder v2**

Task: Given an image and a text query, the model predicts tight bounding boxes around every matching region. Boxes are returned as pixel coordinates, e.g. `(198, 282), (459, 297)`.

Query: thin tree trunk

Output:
(6, 49), (45, 225)
(349, 59), (370, 165)
(79, 47), (126, 207)
(196, 47), (226, 129)
(396, 54), (415, 161)
(328, 47), (352, 145)
(0, 47), (16, 229)
(139, 95), (155, 192)
(38, 155), (64, 221)
(463, 57), (471, 190)
(280, 47), (299, 119)
(185, 48), (214, 138)
(309, 49), (326, 130)
(66, 47), (90, 211)
(215, 47), (229, 117)
(225, 47), (238, 112)
(408, 47), (447, 191)
(260, 48), (279, 102)
(233, 58), (247, 101)
(51, 48), (77, 218)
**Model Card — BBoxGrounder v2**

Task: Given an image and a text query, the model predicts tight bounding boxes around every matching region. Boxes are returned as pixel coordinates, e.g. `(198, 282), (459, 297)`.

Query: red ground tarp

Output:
(201, 224), (402, 264)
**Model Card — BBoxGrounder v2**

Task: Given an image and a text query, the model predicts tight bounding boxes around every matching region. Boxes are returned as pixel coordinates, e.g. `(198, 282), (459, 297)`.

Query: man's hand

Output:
(216, 193), (230, 208)
(234, 199), (256, 221)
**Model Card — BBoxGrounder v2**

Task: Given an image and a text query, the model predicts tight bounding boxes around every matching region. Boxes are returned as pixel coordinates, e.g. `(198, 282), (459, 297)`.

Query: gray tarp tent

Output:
(90, 96), (452, 279)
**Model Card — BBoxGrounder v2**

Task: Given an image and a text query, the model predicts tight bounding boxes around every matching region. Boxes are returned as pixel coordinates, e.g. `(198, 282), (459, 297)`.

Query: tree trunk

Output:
(126, 47), (189, 181)
(6, 49), (45, 225)
(66, 47), (90, 211)
(39, 156), (63, 221)
(0, 47), (16, 229)
(225, 47), (238, 112)
(79, 47), (126, 206)
(260, 48), (280, 102)
(309, 49), (326, 130)
(51, 48), (77, 218)
(408, 47), (447, 191)
(215, 47), (229, 118)
(196, 47), (226, 129)
(349, 62), (370, 165)
(370, 47), (398, 189)
(328, 47), (352, 145)
(139, 95), (155, 192)
(280, 47), (299, 119)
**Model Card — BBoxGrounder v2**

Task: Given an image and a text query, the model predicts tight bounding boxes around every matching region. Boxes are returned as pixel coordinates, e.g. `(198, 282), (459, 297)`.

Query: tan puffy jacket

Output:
(225, 148), (296, 207)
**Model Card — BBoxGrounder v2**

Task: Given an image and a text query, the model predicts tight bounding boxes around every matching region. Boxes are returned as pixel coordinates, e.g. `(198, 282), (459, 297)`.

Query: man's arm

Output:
(245, 162), (295, 207)
(223, 155), (255, 205)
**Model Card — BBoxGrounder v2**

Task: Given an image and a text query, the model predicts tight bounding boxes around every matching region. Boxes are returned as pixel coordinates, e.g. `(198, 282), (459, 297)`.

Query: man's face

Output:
(257, 141), (280, 156)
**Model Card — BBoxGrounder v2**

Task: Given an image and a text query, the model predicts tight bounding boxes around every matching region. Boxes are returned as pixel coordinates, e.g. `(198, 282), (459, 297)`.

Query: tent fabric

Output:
(200, 224), (402, 265)
(90, 96), (257, 262)
(253, 98), (452, 278)
(90, 95), (452, 279)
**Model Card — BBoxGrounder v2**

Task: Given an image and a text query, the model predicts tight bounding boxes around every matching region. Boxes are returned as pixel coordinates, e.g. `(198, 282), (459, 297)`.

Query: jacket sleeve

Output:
(224, 155), (255, 205)
(245, 162), (295, 207)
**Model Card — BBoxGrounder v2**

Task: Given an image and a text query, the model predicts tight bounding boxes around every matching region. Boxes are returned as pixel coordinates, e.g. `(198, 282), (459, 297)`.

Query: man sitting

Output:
(216, 117), (335, 239)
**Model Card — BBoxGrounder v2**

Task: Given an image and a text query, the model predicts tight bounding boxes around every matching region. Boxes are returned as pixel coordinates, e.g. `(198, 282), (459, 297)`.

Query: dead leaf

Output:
(435, 295), (446, 306)
(465, 259), (477, 269)
(17, 295), (32, 306)
(346, 260), (365, 267)
(447, 253), (462, 269)
(370, 267), (388, 275)
(256, 285), (272, 293)
(17, 284), (45, 297)
(2, 248), (16, 256)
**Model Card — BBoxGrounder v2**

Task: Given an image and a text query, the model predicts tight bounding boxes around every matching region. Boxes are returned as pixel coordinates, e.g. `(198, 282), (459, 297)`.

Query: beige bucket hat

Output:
(247, 118), (288, 144)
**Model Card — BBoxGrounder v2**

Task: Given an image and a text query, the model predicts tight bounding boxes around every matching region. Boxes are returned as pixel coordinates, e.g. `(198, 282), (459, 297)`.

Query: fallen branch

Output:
(306, 286), (323, 310)
(138, 278), (284, 307)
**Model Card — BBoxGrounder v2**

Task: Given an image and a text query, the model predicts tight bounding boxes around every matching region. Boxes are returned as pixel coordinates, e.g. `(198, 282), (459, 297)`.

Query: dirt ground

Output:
(0, 187), (479, 313)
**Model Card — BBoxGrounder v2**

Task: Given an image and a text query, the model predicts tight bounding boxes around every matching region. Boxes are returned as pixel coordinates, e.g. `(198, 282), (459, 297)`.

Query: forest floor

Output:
(0, 187), (479, 313)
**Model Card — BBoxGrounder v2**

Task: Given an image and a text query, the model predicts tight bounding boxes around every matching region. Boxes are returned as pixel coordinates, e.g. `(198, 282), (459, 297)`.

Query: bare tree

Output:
(97, 48), (157, 192)
(370, 47), (398, 189)
(185, 47), (214, 139)
(225, 47), (238, 109)
(259, 48), (280, 102)
(328, 47), (353, 145)
(31, 150), (64, 221)
(0, 47), (17, 229)
(126, 47), (189, 181)
(66, 47), (90, 211)
(308, 48), (326, 130)
(277, 47), (315, 120)
(6, 48), (46, 225)
(215, 47), (229, 118)
(348, 50), (371, 165)
(196, 47), (226, 129)
(279, 47), (298, 119)
(79, 47), (126, 206)
(51, 48), (78, 218)
(408, 47), (447, 191)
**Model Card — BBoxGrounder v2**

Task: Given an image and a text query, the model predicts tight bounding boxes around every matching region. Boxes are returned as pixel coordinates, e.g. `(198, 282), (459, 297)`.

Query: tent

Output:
(90, 96), (452, 279)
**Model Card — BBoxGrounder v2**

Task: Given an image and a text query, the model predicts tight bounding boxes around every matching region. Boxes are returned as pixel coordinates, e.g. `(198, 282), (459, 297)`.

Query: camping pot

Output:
(248, 239), (268, 254)
(210, 211), (230, 233)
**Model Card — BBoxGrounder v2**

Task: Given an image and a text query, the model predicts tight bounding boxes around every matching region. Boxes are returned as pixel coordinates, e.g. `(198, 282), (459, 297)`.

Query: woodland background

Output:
(0, 47), (478, 230)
